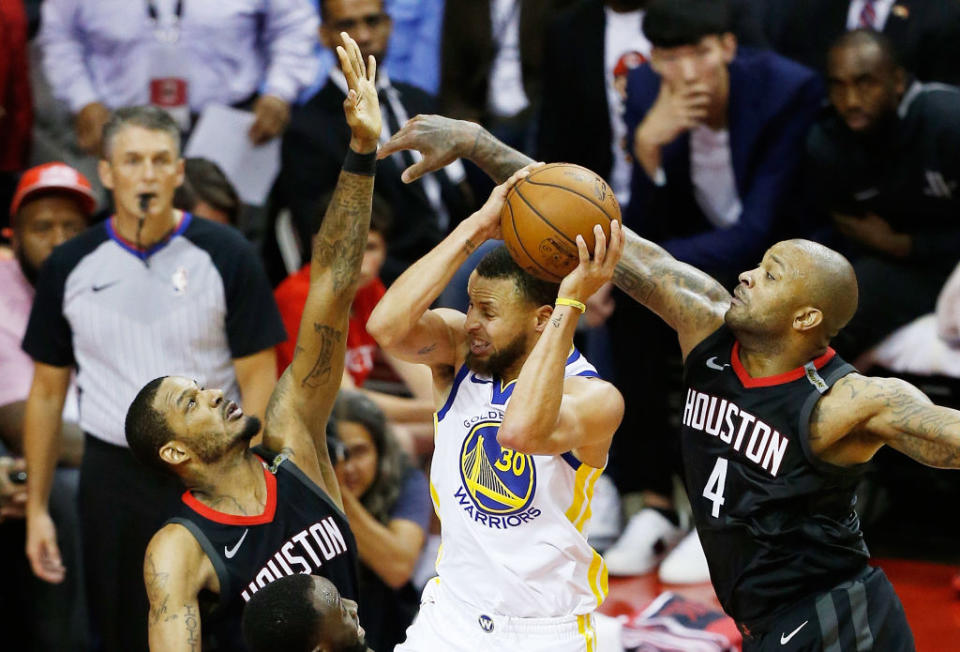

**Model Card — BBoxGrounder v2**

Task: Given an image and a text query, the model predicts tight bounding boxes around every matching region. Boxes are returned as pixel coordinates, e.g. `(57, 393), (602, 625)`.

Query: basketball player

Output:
(380, 114), (960, 650)
(122, 34), (381, 651)
(366, 167), (625, 650)
(241, 574), (369, 652)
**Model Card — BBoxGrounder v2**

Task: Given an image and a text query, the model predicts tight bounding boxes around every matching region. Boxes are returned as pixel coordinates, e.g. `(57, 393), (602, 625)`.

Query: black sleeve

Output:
(189, 221), (287, 358)
(21, 251), (74, 367)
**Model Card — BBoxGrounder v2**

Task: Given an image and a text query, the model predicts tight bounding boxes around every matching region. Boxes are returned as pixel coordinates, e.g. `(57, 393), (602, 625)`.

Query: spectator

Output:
(602, 0), (822, 582)
(767, 0), (960, 86)
(332, 391), (430, 652)
(274, 192), (435, 455)
(809, 29), (960, 361)
(22, 106), (285, 652)
(309, 0), (445, 97)
(439, 0), (577, 156)
(0, 0), (32, 222)
(37, 0), (319, 155)
(0, 161), (94, 651)
(172, 157), (242, 226)
(273, 0), (471, 284)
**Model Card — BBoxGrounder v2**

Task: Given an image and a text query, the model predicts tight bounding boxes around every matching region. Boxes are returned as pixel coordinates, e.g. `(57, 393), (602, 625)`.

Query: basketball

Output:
(500, 163), (622, 282)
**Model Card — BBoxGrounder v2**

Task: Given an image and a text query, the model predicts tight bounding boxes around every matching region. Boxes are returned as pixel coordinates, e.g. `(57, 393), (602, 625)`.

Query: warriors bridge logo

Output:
(456, 421), (540, 528)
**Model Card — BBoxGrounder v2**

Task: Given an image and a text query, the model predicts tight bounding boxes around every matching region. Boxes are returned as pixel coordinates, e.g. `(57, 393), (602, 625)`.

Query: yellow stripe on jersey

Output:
(433, 412), (439, 440)
(587, 550), (609, 608)
(573, 467), (602, 532)
(429, 480), (441, 519)
(577, 614), (597, 652)
(564, 463), (594, 524)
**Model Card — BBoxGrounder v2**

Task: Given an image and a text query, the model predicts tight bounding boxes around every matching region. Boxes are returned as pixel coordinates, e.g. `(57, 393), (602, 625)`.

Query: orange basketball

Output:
(500, 163), (622, 282)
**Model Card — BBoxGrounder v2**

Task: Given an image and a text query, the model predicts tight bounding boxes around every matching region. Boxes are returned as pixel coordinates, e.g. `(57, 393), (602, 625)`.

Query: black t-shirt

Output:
(681, 326), (869, 633)
(168, 452), (359, 652)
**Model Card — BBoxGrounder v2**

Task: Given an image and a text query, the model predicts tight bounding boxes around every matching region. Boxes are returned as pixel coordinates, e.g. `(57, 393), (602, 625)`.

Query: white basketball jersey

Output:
(429, 349), (609, 617)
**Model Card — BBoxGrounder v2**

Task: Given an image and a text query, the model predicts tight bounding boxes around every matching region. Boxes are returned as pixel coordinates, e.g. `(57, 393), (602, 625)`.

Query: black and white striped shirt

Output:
(23, 213), (285, 447)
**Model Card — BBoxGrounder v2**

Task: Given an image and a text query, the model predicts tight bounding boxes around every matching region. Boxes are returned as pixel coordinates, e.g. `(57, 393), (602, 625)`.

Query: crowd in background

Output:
(1, 0), (959, 650)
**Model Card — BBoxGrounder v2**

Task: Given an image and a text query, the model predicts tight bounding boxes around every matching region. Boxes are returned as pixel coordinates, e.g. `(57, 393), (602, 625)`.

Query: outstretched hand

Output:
(379, 114), (475, 182)
(559, 221), (624, 304)
(468, 162), (544, 241)
(335, 32), (381, 153)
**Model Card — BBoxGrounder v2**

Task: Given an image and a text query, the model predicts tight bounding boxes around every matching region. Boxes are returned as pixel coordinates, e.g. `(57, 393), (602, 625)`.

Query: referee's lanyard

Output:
(146, 0), (190, 130)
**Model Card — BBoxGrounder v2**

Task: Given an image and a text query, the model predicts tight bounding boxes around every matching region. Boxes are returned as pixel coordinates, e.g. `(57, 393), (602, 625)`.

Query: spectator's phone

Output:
(7, 470), (27, 485)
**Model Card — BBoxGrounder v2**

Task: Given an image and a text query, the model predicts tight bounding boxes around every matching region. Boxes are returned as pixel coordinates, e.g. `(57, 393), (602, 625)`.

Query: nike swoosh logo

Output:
(224, 528), (249, 559)
(780, 620), (808, 645)
(706, 356), (730, 371)
(92, 281), (120, 292)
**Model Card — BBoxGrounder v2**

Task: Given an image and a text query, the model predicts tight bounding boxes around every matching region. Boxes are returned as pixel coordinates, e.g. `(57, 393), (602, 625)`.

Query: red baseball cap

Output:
(9, 162), (97, 219)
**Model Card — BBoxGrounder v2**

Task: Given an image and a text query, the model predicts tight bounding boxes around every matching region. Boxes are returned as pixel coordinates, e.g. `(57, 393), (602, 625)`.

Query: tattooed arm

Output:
(368, 166), (538, 374)
(613, 228), (731, 359)
(378, 114), (533, 184)
(843, 374), (960, 468)
(144, 525), (217, 652)
(261, 34), (380, 503)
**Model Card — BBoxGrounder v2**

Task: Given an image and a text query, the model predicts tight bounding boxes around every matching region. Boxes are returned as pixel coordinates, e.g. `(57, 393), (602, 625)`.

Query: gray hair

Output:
(101, 105), (182, 160)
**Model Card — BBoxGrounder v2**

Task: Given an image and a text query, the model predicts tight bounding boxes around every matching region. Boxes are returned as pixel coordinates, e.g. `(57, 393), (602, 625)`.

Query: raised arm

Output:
(613, 228), (731, 359)
(821, 374), (960, 469)
(144, 525), (216, 652)
(261, 34), (380, 501)
(378, 114), (533, 184)
(368, 166), (538, 374)
(498, 224), (625, 468)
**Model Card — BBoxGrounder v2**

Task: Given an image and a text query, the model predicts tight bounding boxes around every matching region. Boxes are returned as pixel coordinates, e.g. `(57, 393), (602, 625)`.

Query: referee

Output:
(22, 106), (285, 652)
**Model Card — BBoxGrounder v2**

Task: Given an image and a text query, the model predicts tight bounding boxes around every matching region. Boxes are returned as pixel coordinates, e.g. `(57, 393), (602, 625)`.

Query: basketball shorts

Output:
(741, 566), (915, 651)
(395, 578), (601, 652)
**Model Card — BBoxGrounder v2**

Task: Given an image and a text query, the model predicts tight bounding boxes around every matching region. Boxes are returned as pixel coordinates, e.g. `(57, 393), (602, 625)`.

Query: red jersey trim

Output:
(731, 341), (836, 388)
(181, 463), (277, 525)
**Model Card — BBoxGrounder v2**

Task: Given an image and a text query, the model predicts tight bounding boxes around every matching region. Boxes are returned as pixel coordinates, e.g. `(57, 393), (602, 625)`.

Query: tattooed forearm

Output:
(875, 381), (960, 468)
(467, 126), (534, 183)
(613, 229), (729, 332)
(301, 324), (342, 388)
(312, 170), (375, 293)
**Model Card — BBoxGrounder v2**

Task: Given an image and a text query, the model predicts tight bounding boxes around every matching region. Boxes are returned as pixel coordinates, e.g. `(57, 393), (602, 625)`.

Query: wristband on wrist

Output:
(343, 148), (377, 176)
(555, 297), (586, 313)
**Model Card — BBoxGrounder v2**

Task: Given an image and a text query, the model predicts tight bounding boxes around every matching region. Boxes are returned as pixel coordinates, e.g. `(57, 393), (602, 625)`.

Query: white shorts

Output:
(396, 578), (600, 652)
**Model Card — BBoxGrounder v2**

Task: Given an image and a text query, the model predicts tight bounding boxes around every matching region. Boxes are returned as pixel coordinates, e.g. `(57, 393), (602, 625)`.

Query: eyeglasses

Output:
(328, 13), (389, 33)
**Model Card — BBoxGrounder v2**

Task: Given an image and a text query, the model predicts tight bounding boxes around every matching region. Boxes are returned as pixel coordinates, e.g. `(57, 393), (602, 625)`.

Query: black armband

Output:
(343, 148), (377, 176)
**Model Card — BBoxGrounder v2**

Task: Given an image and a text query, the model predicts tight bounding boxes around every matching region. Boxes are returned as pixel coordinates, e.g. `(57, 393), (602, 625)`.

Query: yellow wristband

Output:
(555, 297), (586, 313)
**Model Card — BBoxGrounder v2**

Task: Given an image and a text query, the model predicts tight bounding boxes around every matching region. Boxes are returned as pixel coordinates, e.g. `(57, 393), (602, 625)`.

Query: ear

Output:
(174, 157), (186, 189)
(793, 307), (823, 332)
(533, 304), (554, 333)
(720, 33), (738, 63)
(159, 440), (191, 467)
(893, 66), (908, 96)
(98, 158), (114, 190)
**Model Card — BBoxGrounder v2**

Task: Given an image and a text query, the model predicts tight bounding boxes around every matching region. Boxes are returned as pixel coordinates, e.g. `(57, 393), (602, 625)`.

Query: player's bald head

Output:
(780, 239), (858, 338)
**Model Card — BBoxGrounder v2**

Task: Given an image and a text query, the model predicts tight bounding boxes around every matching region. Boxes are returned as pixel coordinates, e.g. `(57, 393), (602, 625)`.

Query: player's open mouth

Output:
(224, 401), (243, 421)
(470, 340), (490, 355)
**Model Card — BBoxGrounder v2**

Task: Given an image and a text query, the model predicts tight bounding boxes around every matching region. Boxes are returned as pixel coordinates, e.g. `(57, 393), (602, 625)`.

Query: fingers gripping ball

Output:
(500, 163), (622, 282)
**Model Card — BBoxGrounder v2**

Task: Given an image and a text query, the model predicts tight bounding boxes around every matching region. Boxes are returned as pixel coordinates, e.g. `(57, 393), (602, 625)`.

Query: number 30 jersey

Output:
(681, 326), (869, 633)
(430, 349), (608, 617)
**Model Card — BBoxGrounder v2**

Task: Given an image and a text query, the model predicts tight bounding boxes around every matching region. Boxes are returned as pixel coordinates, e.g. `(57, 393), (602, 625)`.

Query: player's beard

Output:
(465, 331), (528, 379)
(233, 415), (262, 445)
(193, 416), (262, 464)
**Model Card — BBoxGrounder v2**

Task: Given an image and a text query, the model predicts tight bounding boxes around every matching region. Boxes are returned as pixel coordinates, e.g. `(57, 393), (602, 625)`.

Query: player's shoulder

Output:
(147, 521), (206, 560)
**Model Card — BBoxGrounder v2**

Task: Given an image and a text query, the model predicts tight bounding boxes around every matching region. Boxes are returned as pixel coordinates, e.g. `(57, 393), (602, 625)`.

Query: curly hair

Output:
(333, 391), (409, 524)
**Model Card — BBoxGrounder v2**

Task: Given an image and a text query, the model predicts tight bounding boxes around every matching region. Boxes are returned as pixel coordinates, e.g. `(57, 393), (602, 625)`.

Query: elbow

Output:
(377, 557), (417, 590)
(366, 312), (395, 349)
(496, 425), (540, 456)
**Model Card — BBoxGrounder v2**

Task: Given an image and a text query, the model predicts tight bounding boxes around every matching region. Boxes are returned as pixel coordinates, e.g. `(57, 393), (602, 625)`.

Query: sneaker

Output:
(603, 508), (684, 576)
(585, 474), (621, 553)
(658, 529), (711, 584)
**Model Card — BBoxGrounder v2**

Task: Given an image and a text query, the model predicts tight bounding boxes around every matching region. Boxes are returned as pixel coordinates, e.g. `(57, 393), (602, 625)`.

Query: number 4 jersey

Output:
(430, 349), (609, 617)
(681, 326), (869, 633)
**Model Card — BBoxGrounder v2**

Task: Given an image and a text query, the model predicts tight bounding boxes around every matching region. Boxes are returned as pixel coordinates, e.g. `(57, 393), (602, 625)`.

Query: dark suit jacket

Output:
(767, 0), (960, 85)
(439, 0), (577, 124)
(275, 80), (470, 284)
(537, 0), (770, 182)
(623, 48), (823, 276)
